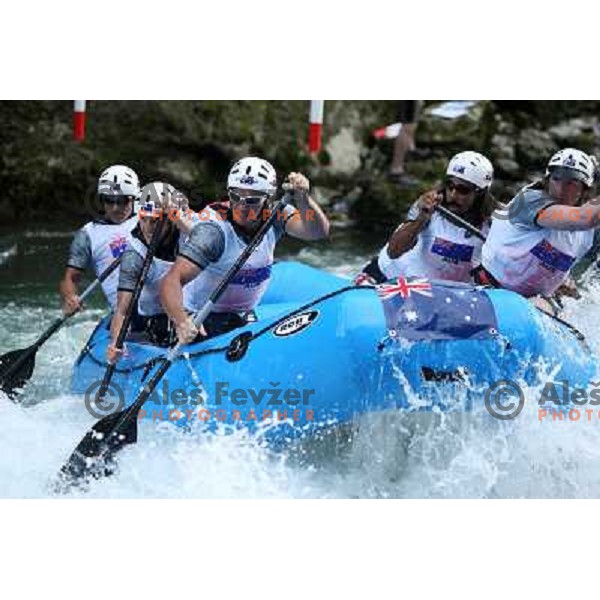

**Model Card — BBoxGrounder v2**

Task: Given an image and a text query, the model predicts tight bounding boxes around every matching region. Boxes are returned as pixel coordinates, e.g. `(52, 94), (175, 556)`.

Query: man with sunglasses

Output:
(356, 151), (494, 285)
(59, 165), (140, 314)
(107, 182), (199, 363)
(160, 156), (330, 343)
(476, 148), (599, 299)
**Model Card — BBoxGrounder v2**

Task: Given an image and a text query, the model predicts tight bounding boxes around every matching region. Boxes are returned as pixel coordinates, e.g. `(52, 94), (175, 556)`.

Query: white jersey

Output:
(127, 234), (195, 316)
(183, 208), (281, 313)
(378, 210), (487, 283)
(482, 188), (594, 297)
(82, 217), (137, 308)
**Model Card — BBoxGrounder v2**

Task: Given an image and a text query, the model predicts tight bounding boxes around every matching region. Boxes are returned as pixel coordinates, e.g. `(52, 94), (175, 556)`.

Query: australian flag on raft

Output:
(376, 277), (498, 342)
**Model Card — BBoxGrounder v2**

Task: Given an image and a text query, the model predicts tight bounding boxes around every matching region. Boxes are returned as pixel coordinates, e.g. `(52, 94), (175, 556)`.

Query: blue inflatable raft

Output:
(71, 261), (595, 446)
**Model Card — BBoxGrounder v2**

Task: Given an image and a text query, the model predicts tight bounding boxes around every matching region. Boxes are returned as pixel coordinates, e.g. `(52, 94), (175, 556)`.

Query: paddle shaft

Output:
(434, 205), (486, 241)
(37, 255), (124, 348)
(97, 218), (167, 401)
(0, 255), (123, 385)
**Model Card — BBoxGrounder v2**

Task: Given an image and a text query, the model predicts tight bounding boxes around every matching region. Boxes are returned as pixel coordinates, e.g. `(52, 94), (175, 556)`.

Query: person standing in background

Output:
(387, 101), (422, 187)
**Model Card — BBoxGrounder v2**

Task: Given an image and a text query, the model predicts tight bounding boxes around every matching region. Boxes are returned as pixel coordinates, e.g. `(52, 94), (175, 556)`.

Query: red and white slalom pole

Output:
(308, 100), (324, 154)
(73, 100), (86, 142)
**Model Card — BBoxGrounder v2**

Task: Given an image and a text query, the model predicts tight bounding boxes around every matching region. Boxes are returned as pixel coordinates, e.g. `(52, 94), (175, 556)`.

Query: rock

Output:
(325, 127), (362, 175)
(5, 100), (600, 229)
(162, 159), (198, 187)
(490, 133), (521, 178)
(312, 186), (343, 207)
(417, 101), (491, 150)
(349, 177), (427, 231)
(548, 117), (598, 148)
(495, 116), (517, 136)
(516, 128), (557, 168)
(0, 198), (15, 221)
(491, 133), (517, 160)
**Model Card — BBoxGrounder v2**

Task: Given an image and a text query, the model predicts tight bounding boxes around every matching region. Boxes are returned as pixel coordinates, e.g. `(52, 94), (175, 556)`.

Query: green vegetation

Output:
(1, 100), (599, 229)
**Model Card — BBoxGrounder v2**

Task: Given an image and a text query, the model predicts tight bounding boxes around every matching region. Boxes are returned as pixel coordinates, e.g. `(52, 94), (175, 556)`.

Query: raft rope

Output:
(77, 283), (589, 374)
(78, 285), (370, 374)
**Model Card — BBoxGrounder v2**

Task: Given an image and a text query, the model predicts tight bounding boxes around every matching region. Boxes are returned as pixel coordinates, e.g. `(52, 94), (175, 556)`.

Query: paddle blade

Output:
(0, 346), (37, 399)
(56, 409), (138, 491)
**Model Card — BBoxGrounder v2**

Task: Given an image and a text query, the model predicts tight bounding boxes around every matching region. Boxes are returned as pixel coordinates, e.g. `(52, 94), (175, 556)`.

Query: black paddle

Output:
(56, 193), (291, 490)
(94, 214), (167, 405)
(0, 255), (123, 399)
(434, 205), (486, 241)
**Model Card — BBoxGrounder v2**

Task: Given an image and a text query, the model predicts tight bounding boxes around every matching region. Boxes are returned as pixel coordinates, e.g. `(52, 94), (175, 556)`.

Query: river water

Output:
(3, 225), (600, 498)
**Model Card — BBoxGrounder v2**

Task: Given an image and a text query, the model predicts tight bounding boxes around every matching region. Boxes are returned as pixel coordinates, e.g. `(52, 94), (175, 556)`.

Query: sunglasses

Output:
(445, 180), (476, 196)
(229, 190), (269, 207)
(550, 174), (584, 185)
(100, 194), (134, 207)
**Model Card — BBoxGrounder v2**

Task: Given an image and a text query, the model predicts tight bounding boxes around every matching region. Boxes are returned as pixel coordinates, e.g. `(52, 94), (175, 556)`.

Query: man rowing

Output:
(160, 156), (330, 343)
(59, 165), (140, 314)
(474, 148), (599, 300)
(106, 182), (198, 363)
(356, 151), (495, 284)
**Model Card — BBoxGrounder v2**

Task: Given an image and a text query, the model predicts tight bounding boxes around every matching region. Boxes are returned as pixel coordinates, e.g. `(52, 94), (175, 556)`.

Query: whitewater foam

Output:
(0, 244), (17, 266)
(3, 259), (600, 497)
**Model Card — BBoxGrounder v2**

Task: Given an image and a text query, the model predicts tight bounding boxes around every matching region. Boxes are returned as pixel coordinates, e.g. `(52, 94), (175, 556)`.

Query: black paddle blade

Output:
(0, 346), (36, 399)
(55, 409), (138, 492)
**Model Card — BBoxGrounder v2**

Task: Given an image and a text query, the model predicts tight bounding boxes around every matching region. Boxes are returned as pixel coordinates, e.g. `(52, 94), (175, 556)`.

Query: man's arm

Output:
(59, 267), (84, 315)
(163, 222), (226, 320)
(281, 172), (330, 241)
(60, 228), (92, 315)
(284, 195), (330, 240)
(387, 221), (429, 259)
(536, 200), (600, 231)
(160, 258), (201, 325)
(161, 220), (226, 344)
(160, 258), (204, 343)
(387, 190), (440, 259)
(105, 248), (144, 363)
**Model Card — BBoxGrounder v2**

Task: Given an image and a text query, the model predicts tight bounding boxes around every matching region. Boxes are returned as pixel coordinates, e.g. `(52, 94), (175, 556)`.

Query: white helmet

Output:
(98, 165), (141, 198)
(138, 182), (176, 215)
(446, 151), (494, 190)
(546, 148), (595, 187)
(227, 157), (277, 196)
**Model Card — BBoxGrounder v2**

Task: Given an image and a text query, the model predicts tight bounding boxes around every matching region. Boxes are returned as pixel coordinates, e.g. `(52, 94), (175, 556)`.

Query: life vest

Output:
(482, 191), (594, 297)
(378, 212), (487, 283)
(127, 229), (195, 316)
(82, 216), (137, 308)
(186, 207), (278, 313)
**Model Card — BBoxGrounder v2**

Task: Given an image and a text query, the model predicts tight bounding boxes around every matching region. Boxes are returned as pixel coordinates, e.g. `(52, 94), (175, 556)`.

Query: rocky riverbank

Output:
(2, 100), (600, 230)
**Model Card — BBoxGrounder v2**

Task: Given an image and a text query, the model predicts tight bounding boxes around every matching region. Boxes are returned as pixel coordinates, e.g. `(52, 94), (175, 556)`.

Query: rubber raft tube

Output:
(71, 261), (596, 446)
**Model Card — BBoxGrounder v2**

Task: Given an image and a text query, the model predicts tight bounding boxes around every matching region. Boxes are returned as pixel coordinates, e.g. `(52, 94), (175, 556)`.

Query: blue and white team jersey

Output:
(378, 202), (487, 283)
(68, 216), (138, 309)
(180, 206), (291, 313)
(481, 187), (594, 297)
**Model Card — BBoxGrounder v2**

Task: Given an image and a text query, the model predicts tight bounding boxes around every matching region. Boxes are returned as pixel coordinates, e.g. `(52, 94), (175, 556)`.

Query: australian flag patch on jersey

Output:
(530, 239), (575, 273)
(231, 265), (272, 288)
(109, 235), (128, 258)
(376, 277), (498, 342)
(431, 237), (474, 262)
